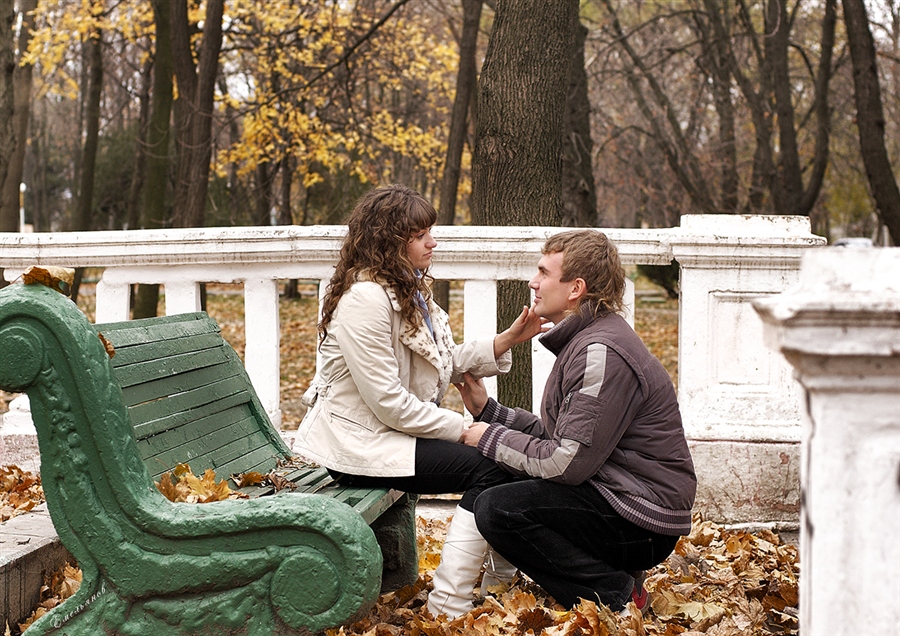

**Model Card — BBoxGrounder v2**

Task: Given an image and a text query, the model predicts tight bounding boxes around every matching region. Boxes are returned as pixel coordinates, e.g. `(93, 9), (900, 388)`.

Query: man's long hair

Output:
(318, 184), (437, 344)
(543, 230), (626, 317)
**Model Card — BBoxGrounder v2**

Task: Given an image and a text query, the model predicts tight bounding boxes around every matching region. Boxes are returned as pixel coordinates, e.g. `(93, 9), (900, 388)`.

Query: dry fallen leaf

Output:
(16, 562), (82, 632)
(97, 332), (116, 358)
(0, 465), (44, 522)
(154, 464), (247, 504)
(21, 266), (75, 295)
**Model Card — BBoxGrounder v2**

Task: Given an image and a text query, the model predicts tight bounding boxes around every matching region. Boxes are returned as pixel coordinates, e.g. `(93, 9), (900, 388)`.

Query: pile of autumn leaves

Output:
(0, 465), (44, 522)
(330, 515), (800, 636)
(4, 464), (799, 635)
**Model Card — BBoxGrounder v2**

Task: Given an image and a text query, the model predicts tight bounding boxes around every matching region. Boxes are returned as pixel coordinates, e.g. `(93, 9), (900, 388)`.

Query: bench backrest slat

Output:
(112, 345), (234, 392)
(132, 390), (250, 439)
(139, 413), (263, 478)
(126, 374), (250, 426)
(94, 312), (291, 482)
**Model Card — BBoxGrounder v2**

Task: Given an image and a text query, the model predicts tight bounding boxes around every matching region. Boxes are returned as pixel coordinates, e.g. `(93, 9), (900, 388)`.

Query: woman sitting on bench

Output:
(292, 184), (546, 618)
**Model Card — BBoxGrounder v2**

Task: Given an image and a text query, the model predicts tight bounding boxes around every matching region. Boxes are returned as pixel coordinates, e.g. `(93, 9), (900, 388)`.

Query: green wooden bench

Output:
(0, 281), (418, 636)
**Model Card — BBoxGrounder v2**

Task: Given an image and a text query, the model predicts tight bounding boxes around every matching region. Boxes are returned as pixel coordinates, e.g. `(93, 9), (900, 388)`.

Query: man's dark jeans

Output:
(474, 479), (679, 610)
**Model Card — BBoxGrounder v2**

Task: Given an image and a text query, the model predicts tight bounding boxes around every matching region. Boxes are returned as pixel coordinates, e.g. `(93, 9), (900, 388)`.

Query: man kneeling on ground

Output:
(457, 230), (696, 614)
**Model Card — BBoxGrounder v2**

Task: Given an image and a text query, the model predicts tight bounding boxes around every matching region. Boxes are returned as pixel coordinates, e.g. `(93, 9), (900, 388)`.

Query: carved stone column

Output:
(755, 247), (900, 635)
(673, 214), (825, 525)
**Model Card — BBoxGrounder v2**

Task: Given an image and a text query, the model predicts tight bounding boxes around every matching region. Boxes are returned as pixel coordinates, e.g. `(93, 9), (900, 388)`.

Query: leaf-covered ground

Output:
(0, 464), (44, 522)
(4, 492), (799, 635)
(326, 513), (799, 636)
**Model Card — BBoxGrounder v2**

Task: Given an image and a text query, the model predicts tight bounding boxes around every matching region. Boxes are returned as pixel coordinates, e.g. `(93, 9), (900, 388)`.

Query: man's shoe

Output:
(619, 582), (651, 617)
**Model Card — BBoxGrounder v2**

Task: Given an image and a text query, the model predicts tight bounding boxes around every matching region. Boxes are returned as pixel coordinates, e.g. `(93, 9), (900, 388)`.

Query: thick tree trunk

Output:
(561, 21), (596, 227)
(472, 0), (576, 226)
(473, 0), (579, 410)
(843, 0), (900, 244)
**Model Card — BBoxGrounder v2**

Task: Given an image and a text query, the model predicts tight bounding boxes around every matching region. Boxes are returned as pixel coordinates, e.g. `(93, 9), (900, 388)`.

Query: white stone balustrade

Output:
(0, 215), (825, 525)
(754, 247), (900, 635)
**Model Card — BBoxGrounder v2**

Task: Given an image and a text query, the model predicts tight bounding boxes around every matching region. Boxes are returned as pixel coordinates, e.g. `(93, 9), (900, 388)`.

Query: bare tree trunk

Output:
(695, 0), (738, 213)
(71, 28), (104, 303)
(134, 0), (177, 319)
(435, 0), (483, 311)
(126, 57), (153, 230)
(75, 37), (104, 222)
(797, 0), (837, 216)
(766, 0), (803, 213)
(843, 0), (900, 244)
(171, 0), (224, 228)
(254, 162), (274, 225)
(439, 0), (482, 226)
(473, 0), (579, 410)
(0, 0), (16, 235)
(0, 0), (37, 237)
(561, 20), (597, 227)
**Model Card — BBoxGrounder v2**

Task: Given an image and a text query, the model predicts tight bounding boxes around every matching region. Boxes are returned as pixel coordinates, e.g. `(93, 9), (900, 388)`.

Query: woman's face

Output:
(407, 226), (437, 271)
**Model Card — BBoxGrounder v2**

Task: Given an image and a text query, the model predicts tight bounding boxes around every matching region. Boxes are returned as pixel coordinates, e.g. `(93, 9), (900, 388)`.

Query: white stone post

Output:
(464, 280), (498, 401)
(672, 215), (825, 525)
(754, 247), (900, 636)
(244, 278), (282, 427)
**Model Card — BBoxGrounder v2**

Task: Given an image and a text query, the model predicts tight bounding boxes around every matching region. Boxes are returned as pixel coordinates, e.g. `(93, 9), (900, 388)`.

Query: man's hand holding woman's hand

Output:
(455, 372), (489, 446)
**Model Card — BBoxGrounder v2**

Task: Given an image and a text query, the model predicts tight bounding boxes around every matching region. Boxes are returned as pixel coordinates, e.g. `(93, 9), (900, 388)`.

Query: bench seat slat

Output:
(232, 467), (333, 497)
(326, 487), (401, 525)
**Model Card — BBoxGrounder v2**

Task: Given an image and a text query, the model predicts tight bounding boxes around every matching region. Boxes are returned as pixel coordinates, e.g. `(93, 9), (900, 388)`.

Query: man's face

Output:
(529, 251), (580, 324)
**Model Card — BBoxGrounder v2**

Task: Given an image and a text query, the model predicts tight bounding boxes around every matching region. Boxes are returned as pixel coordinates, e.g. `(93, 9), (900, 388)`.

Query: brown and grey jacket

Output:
(476, 305), (696, 536)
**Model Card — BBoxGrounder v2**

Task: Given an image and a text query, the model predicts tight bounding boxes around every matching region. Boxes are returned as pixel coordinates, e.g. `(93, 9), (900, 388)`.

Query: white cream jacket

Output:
(292, 279), (511, 476)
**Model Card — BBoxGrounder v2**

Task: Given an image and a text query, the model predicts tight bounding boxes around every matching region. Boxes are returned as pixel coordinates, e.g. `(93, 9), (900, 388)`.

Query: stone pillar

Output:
(0, 395), (39, 473)
(672, 215), (825, 525)
(244, 278), (282, 428)
(754, 247), (900, 635)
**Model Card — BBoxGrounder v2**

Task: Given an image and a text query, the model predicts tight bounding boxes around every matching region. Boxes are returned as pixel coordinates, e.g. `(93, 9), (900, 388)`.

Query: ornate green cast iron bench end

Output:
(0, 282), (416, 635)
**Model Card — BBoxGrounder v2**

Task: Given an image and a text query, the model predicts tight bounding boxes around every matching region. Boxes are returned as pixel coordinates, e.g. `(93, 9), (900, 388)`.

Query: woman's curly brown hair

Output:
(318, 184), (437, 345)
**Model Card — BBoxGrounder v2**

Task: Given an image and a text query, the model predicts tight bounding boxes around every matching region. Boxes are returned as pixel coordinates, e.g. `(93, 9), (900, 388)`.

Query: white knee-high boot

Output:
(427, 506), (487, 618)
(479, 548), (518, 593)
